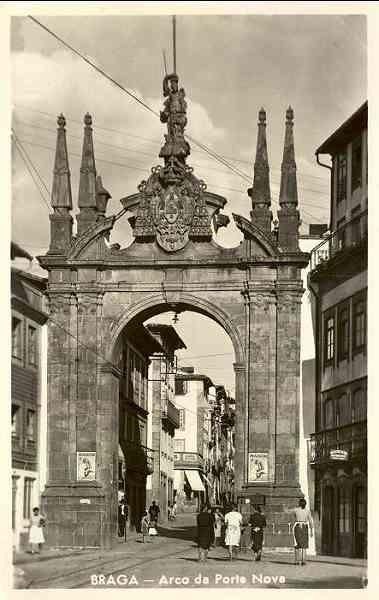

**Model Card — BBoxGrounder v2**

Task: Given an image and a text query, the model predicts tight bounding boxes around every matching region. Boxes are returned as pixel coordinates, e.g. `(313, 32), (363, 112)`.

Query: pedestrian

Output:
(213, 507), (224, 547)
(118, 499), (126, 537)
(140, 511), (150, 543)
(250, 505), (267, 561)
(28, 507), (45, 554)
(291, 498), (314, 565)
(172, 501), (177, 520)
(224, 504), (243, 560)
(197, 504), (214, 562)
(148, 500), (160, 532)
(240, 512), (251, 553)
(167, 502), (173, 521)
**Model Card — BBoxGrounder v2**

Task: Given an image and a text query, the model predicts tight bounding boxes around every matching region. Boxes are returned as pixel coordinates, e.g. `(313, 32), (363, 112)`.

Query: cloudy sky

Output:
(10, 10), (367, 393)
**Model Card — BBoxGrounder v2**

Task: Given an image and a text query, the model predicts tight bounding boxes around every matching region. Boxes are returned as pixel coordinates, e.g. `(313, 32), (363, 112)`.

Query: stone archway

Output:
(38, 75), (309, 548)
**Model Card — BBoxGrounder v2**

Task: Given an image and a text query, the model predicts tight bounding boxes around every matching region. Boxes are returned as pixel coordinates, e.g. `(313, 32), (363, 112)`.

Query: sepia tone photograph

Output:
(8, 3), (370, 591)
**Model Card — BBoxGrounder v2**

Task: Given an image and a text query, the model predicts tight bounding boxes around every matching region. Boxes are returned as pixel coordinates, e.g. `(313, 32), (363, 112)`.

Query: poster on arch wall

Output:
(77, 452), (96, 481)
(248, 452), (269, 482)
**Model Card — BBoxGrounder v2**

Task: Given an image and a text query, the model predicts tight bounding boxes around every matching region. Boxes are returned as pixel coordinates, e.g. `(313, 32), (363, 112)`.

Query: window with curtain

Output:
(324, 315), (335, 364)
(12, 317), (22, 359)
(338, 306), (350, 360)
(352, 389), (366, 422)
(336, 151), (347, 202)
(324, 398), (334, 429)
(351, 135), (362, 191)
(337, 393), (351, 427)
(353, 298), (366, 351)
(23, 478), (35, 520)
(28, 325), (37, 366)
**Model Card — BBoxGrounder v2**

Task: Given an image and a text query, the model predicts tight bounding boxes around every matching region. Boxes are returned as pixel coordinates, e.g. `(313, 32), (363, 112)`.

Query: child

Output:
(29, 507), (45, 554)
(140, 511), (150, 543)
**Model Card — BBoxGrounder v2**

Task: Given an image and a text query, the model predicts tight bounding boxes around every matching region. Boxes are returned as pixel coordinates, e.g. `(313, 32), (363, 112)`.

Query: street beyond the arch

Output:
(14, 514), (366, 589)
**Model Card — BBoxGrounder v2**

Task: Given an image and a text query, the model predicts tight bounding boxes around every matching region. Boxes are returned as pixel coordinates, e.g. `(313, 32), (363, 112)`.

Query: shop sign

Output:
(329, 449), (349, 461)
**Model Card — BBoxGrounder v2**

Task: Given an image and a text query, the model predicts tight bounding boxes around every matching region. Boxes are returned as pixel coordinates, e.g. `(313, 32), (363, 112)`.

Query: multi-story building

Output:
(308, 101), (367, 558)
(205, 385), (235, 507)
(173, 367), (213, 512)
(11, 243), (48, 550)
(145, 324), (186, 520)
(117, 323), (160, 532)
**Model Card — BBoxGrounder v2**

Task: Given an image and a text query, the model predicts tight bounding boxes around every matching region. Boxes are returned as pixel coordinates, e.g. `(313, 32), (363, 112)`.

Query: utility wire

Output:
(12, 136), (52, 213)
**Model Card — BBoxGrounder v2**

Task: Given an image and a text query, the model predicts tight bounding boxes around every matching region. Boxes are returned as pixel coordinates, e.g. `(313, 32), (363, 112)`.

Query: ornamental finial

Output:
(57, 113), (66, 129)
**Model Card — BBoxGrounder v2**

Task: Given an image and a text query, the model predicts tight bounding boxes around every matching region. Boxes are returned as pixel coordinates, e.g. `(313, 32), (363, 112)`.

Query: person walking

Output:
(28, 507), (45, 554)
(213, 508), (224, 547)
(118, 499), (126, 537)
(197, 505), (214, 562)
(167, 502), (173, 521)
(172, 500), (177, 520)
(250, 505), (267, 561)
(140, 511), (150, 543)
(291, 498), (314, 565)
(224, 504), (243, 560)
(240, 513), (251, 553)
(148, 501), (160, 532)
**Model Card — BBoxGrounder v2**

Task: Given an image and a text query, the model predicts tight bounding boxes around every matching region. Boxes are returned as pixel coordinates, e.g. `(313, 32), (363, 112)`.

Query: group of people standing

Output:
(197, 499), (314, 564)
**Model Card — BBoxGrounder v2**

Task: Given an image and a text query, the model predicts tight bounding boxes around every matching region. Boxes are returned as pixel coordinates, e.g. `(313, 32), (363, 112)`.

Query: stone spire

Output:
(277, 106), (300, 250)
(77, 113), (98, 235)
(248, 107), (272, 234)
(48, 114), (73, 254)
(51, 114), (72, 210)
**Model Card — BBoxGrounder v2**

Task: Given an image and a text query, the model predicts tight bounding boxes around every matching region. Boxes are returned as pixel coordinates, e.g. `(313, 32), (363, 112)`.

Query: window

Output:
(337, 217), (346, 250)
(323, 398), (334, 429)
(12, 317), (22, 359)
(174, 438), (185, 452)
(352, 389), (367, 423)
(337, 393), (351, 427)
(23, 478), (34, 520)
(12, 477), (18, 530)
(179, 409), (185, 431)
(336, 152), (347, 203)
(324, 315), (335, 364)
(353, 297), (366, 352)
(28, 325), (37, 365)
(351, 136), (362, 191)
(338, 487), (351, 533)
(175, 379), (188, 395)
(26, 409), (36, 440)
(351, 206), (361, 245)
(355, 487), (367, 534)
(11, 404), (21, 439)
(338, 306), (350, 360)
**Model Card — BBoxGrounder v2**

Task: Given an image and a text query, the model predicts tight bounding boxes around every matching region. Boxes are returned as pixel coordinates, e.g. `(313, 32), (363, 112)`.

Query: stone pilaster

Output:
(233, 361), (246, 495)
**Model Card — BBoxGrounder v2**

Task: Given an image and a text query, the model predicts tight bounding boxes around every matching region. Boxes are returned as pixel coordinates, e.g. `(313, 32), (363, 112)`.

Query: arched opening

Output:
(109, 299), (242, 535)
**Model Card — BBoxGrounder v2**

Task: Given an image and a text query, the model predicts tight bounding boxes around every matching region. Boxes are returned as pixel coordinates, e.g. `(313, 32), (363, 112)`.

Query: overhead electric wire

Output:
(11, 135), (52, 213)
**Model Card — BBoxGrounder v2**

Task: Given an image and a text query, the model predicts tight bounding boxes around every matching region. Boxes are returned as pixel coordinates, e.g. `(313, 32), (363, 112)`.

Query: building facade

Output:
(308, 102), (367, 558)
(11, 243), (48, 550)
(205, 385), (235, 507)
(117, 323), (160, 533)
(146, 324), (185, 521)
(173, 368), (213, 511)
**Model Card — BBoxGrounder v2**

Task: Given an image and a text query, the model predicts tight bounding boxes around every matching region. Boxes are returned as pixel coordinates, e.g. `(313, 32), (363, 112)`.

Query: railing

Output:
(308, 420), (366, 464)
(161, 399), (180, 429)
(123, 440), (154, 474)
(310, 210), (367, 271)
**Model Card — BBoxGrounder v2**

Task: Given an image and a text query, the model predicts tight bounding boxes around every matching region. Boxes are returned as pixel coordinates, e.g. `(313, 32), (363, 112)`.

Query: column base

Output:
(238, 483), (304, 549)
(41, 482), (115, 549)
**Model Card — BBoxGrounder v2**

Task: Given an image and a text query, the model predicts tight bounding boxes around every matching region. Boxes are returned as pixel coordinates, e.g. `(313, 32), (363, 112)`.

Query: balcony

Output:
(122, 440), (154, 474)
(161, 399), (180, 429)
(174, 451), (203, 470)
(309, 210), (367, 273)
(309, 420), (366, 465)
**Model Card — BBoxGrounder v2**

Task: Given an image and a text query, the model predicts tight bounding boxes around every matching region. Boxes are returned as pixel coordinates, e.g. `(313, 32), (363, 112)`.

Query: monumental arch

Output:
(38, 74), (309, 548)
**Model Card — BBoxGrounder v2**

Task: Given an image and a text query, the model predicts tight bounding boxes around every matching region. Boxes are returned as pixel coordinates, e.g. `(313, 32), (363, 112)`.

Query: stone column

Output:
(246, 290), (277, 491)
(233, 361), (246, 496)
(275, 289), (303, 496)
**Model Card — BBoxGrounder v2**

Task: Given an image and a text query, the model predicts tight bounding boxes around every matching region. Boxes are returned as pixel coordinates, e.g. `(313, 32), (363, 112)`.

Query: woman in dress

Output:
(196, 505), (214, 562)
(224, 504), (243, 560)
(140, 511), (150, 543)
(291, 498), (314, 565)
(250, 505), (267, 561)
(29, 507), (45, 554)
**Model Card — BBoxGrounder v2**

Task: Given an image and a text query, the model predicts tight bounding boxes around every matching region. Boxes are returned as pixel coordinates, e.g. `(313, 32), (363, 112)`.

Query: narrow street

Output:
(14, 514), (367, 589)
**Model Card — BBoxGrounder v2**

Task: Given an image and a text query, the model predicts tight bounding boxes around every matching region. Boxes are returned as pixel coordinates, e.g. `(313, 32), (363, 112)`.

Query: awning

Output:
(185, 470), (205, 492)
(173, 469), (182, 490)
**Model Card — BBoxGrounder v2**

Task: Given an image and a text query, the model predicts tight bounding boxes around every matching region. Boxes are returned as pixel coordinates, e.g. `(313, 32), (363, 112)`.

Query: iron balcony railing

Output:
(310, 209), (367, 271)
(123, 440), (154, 474)
(308, 420), (366, 465)
(161, 399), (180, 429)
